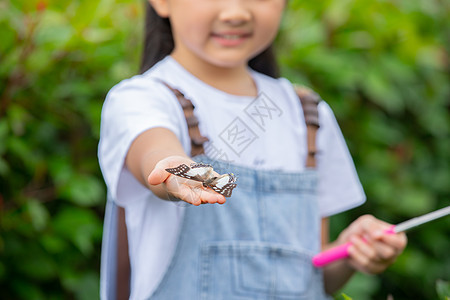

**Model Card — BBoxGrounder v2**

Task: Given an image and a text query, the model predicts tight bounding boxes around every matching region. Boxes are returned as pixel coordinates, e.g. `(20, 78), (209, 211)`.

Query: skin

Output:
(125, 0), (407, 295)
(150, 0), (285, 96)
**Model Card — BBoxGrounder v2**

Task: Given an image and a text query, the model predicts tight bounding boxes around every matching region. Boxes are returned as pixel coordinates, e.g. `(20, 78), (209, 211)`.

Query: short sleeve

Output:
(316, 102), (366, 217)
(98, 76), (187, 203)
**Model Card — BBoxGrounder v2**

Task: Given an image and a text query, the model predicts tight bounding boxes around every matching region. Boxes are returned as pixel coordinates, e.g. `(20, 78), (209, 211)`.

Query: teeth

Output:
(221, 35), (241, 40)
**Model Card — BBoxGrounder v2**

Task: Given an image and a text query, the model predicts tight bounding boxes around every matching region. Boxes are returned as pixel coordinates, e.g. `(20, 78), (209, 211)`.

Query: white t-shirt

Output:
(98, 56), (365, 299)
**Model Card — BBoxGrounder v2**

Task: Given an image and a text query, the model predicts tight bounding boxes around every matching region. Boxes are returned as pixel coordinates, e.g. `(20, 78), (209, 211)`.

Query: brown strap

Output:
(294, 85), (321, 168)
(116, 206), (130, 300)
(160, 82), (209, 157)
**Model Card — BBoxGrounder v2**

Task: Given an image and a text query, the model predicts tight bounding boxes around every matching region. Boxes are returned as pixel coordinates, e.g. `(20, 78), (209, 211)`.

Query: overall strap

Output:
(294, 85), (321, 168)
(294, 86), (326, 245)
(160, 82), (209, 157)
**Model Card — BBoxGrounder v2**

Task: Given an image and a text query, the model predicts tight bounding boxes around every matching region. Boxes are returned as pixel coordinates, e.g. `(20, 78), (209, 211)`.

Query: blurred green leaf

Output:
(40, 233), (69, 254)
(11, 279), (46, 300)
(16, 251), (58, 282)
(61, 174), (104, 207)
(436, 280), (450, 300)
(339, 272), (379, 300)
(338, 293), (353, 300)
(52, 207), (102, 255)
(25, 198), (50, 231)
(395, 187), (435, 215)
(61, 271), (100, 300)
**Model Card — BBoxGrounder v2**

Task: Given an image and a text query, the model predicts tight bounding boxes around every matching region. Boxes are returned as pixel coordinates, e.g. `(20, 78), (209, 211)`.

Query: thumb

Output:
(148, 166), (170, 185)
(147, 155), (194, 186)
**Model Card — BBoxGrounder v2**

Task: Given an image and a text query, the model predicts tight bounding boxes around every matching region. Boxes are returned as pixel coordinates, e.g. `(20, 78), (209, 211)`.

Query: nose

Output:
(218, 1), (252, 25)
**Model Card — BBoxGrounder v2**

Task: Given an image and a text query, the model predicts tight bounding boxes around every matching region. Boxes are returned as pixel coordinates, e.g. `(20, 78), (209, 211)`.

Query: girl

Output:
(99, 0), (407, 299)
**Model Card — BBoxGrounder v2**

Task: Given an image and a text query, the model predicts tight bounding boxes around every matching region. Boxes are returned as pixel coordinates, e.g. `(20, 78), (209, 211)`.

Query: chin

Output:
(207, 56), (251, 69)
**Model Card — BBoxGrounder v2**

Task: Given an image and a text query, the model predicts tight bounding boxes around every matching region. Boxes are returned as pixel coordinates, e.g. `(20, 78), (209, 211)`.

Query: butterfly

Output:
(165, 163), (237, 197)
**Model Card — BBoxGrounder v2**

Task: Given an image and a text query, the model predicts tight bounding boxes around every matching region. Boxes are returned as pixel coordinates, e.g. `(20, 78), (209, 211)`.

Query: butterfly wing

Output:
(166, 163), (237, 197)
(206, 173), (237, 197)
(165, 163), (213, 183)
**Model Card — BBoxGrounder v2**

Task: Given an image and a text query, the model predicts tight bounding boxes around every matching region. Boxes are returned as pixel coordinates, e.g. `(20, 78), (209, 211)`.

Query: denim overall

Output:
(99, 85), (331, 299)
(148, 85), (330, 299)
(149, 156), (330, 299)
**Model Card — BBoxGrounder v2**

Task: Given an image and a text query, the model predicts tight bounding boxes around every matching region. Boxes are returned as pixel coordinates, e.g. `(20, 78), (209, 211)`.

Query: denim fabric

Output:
(149, 156), (330, 300)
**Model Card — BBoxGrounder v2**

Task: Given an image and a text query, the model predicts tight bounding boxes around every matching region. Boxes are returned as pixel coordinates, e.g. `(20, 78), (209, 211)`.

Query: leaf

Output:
(395, 187), (435, 216)
(436, 280), (450, 300)
(25, 198), (50, 231)
(61, 271), (100, 300)
(61, 174), (105, 207)
(11, 279), (47, 300)
(339, 272), (379, 300)
(40, 234), (68, 254)
(52, 207), (102, 255)
(0, 157), (9, 176)
(15, 246), (58, 281)
(82, 28), (115, 43)
(362, 65), (405, 114)
(25, 48), (53, 72)
(339, 293), (353, 300)
(35, 11), (75, 49)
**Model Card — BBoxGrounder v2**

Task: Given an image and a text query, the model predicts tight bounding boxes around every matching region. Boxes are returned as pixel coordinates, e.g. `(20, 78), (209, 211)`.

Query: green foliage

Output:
(279, 0), (449, 299)
(437, 280), (450, 300)
(337, 293), (353, 300)
(0, 0), (142, 298)
(0, 0), (448, 299)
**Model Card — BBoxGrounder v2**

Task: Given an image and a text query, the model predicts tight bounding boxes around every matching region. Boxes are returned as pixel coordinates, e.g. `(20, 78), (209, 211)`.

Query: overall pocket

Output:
(199, 242), (316, 300)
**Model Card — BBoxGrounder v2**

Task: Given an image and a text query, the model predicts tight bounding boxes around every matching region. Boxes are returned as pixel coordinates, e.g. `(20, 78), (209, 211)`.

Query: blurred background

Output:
(0, 0), (448, 299)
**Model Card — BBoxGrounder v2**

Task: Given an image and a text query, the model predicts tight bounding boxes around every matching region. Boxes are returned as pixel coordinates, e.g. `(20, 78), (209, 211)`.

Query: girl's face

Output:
(151, 0), (285, 70)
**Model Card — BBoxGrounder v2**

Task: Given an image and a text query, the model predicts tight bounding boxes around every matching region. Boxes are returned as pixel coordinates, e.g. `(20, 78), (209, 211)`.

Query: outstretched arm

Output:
(125, 127), (225, 205)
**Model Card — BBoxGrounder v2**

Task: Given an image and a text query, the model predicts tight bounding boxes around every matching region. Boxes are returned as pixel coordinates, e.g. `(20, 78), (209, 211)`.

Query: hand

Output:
(337, 214), (407, 274)
(147, 155), (226, 206)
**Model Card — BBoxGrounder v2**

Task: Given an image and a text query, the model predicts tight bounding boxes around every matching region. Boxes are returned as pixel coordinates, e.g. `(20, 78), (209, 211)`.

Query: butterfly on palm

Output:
(165, 163), (237, 197)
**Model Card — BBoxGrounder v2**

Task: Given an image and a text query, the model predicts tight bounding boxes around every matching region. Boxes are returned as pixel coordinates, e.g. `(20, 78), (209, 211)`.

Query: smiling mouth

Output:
(211, 32), (252, 46)
(215, 34), (249, 39)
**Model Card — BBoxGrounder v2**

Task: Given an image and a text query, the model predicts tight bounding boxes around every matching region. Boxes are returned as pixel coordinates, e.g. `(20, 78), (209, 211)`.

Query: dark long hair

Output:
(140, 2), (280, 78)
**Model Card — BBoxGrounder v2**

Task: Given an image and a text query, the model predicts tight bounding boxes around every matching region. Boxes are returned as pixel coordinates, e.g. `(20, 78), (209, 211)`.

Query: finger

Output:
(169, 180), (225, 206)
(354, 234), (398, 263)
(148, 167), (170, 185)
(202, 189), (226, 204)
(357, 216), (391, 237)
(339, 215), (383, 242)
(164, 175), (200, 204)
(148, 157), (194, 185)
(171, 184), (202, 206)
(349, 235), (401, 274)
(350, 236), (378, 262)
(216, 194), (226, 204)
(369, 239), (398, 261)
(379, 232), (408, 251)
(191, 186), (226, 205)
(347, 243), (372, 273)
(347, 240), (384, 274)
(168, 176), (226, 205)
